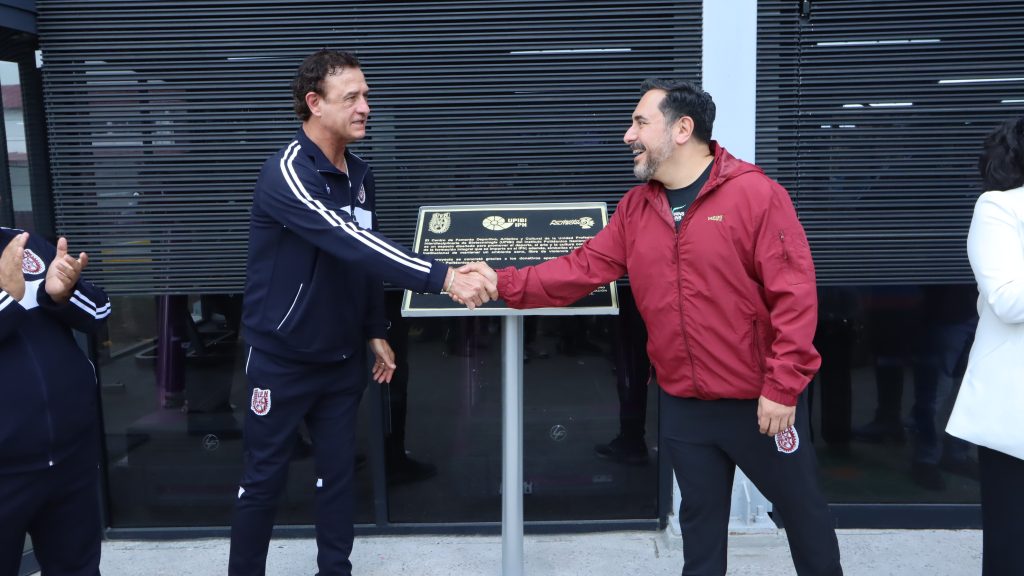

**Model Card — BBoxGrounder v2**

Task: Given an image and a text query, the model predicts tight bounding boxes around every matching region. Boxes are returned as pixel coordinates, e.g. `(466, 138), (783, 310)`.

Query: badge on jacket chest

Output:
(251, 388), (272, 416)
(775, 426), (800, 454)
(22, 249), (44, 275)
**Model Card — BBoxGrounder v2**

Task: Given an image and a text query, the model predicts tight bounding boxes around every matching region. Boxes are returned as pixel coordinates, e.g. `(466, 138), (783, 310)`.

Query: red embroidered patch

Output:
(251, 388), (271, 416)
(22, 249), (44, 275)
(775, 426), (800, 454)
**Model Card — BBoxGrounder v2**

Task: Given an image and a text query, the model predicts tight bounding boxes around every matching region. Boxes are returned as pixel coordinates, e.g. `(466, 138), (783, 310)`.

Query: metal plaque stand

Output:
(501, 316), (524, 576)
(401, 202), (621, 575)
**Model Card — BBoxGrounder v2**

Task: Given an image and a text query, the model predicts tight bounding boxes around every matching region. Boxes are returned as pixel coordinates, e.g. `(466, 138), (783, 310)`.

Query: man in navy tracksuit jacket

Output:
(0, 228), (111, 576)
(228, 50), (496, 576)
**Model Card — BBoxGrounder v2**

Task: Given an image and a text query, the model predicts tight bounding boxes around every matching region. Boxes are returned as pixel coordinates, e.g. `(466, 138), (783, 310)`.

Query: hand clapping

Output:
(45, 237), (89, 304)
(0, 232), (28, 301)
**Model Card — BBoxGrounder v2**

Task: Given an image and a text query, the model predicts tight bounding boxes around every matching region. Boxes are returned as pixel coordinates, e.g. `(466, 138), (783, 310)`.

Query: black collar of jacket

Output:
(294, 128), (370, 191)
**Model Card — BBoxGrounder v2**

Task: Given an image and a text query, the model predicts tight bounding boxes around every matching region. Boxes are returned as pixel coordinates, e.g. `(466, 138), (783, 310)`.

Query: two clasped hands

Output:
(442, 261), (499, 310)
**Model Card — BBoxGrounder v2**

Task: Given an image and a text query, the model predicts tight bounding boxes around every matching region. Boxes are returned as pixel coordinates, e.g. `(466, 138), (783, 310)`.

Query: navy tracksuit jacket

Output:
(241, 128), (448, 361)
(0, 228), (111, 474)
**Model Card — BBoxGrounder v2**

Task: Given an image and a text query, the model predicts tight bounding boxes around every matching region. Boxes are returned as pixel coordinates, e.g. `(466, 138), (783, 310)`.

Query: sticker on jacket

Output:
(775, 426), (800, 454)
(22, 249), (44, 275)
(251, 388), (272, 416)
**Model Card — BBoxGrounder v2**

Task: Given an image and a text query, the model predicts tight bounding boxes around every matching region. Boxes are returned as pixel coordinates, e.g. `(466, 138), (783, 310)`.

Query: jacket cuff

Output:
(760, 384), (798, 407)
(497, 267), (517, 303)
(36, 283), (74, 309)
(365, 320), (389, 340)
(0, 287), (24, 307)
(427, 261), (449, 293)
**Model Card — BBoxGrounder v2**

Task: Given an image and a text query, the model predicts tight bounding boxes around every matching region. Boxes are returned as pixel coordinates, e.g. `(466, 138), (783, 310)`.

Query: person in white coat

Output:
(946, 116), (1024, 576)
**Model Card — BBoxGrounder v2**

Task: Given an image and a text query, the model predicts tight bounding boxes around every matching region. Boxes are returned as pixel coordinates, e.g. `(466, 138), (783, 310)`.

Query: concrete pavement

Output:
(75, 529), (981, 575)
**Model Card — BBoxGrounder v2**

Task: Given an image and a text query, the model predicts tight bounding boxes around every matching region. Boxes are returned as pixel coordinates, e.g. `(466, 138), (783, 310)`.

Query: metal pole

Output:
(501, 315), (524, 576)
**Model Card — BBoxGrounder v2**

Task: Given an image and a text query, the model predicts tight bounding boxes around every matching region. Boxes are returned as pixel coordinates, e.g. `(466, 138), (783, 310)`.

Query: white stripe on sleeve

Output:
(71, 291), (111, 319)
(278, 143), (433, 274)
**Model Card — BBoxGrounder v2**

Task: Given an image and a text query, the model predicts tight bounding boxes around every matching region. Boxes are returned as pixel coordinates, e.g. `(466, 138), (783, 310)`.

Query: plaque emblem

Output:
(428, 212), (451, 234)
(774, 426), (800, 454)
(22, 249), (44, 275)
(251, 388), (272, 416)
(549, 217), (595, 230)
(482, 215), (514, 231)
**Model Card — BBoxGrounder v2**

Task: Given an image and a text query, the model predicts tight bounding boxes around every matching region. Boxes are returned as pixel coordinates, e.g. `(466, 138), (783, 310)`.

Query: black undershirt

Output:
(665, 160), (713, 230)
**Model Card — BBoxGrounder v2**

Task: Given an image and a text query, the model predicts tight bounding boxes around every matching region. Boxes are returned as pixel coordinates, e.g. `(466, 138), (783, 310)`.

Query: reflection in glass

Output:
(385, 287), (659, 523)
(811, 284), (980, 503)
(98, 294), (374, 527)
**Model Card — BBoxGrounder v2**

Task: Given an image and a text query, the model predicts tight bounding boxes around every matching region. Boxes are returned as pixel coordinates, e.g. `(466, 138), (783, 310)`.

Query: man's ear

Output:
(674, 116), (695, 145)
(305, 92), (322, 118)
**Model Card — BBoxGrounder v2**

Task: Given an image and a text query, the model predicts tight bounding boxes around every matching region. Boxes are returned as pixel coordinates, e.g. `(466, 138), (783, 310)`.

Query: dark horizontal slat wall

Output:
(757, 0), (1024, 285)
(36, 1), (700, 294)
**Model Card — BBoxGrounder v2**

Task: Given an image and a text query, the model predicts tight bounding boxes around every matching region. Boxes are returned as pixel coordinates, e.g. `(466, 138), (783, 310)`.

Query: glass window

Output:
(812, 284), (980, 503)
(385, 288), (659, 523)
(98, 294), (375, 527)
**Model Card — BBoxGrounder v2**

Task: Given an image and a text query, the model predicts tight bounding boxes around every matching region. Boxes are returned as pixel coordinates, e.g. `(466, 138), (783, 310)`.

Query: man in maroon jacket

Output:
(461, 79), (843, 576)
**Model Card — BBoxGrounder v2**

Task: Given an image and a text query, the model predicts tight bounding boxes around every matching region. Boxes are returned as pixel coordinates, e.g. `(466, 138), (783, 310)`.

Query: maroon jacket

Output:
(497, 143), (820, 406)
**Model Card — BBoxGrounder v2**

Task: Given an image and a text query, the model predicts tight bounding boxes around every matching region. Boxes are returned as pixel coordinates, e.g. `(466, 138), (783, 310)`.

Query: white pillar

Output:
(703, 0), (758, 162)
(668, 0), (774, 537)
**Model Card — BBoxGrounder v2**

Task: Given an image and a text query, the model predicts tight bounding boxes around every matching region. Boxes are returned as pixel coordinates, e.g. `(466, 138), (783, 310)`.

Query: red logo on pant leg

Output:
(251, 388), (271, 416)
(775, 426), (800, 454)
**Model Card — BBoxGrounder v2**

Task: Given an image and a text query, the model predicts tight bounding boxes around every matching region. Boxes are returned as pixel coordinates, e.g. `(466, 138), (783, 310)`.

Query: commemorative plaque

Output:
(399, 202), (618, 576)
(401, 202), (619, 317)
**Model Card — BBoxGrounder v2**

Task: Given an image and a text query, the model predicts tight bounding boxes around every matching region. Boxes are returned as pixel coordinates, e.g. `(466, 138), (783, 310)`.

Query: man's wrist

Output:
(441, 268), (455, 294)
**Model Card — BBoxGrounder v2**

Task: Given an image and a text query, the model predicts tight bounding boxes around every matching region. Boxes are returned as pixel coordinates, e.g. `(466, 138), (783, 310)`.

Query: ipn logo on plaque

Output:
(482, 215), (527, 230)
(482, 215), (514, 230)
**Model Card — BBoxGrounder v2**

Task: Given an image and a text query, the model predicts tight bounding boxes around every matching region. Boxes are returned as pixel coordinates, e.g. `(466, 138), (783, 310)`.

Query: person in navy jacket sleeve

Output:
(0, 228), (111, 576)
(228, 49), (496, 576)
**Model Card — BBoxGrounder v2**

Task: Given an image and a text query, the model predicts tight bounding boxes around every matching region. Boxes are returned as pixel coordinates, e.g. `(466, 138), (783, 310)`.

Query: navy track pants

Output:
(229, 347), (366, 576)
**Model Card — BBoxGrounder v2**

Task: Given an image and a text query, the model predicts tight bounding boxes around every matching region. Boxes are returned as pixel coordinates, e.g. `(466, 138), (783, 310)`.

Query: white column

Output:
(702, 0), (758, 163)
(668, 0), (774, 537)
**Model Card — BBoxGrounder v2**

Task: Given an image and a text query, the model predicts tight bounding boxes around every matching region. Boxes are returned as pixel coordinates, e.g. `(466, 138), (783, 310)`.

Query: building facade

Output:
(5, 0), (1023, 572)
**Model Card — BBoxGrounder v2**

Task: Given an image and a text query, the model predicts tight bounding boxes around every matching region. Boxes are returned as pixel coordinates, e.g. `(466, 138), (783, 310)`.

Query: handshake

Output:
(444, 261), (499, 310)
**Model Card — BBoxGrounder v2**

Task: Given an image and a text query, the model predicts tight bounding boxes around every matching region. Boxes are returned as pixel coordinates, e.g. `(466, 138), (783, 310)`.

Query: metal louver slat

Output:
(756, 0), (1024, 285)
(37, 0), (701, 294)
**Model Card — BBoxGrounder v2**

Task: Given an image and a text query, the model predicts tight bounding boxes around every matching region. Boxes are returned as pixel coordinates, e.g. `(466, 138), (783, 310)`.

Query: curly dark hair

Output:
(979, 116), (1024, 191)
(639, 78), (716, 143)
(291, 49), (361, 121)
